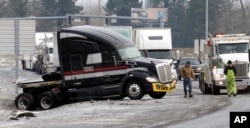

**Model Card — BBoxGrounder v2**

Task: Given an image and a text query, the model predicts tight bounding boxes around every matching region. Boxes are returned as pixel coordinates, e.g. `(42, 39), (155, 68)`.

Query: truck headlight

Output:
(197, 67), (201, 71)
(215, 74), (224, 78)
(145, 77), (158, 83)
(171, 71), (177, 79)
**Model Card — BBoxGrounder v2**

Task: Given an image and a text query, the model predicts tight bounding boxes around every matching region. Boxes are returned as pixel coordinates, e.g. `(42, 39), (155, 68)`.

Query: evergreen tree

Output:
(6, 0), (29, 17)
(167, 0), (188, 48)
(37, 0), (83, 31)
(105, 0), (142, 25)
(184, 0), (230, 47)
(152, 0), (188, 48)
(0, 1), (8, 17)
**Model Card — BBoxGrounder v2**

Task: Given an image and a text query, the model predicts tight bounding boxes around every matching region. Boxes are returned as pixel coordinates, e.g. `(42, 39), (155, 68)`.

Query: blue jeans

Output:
(183, 78), (192, 95)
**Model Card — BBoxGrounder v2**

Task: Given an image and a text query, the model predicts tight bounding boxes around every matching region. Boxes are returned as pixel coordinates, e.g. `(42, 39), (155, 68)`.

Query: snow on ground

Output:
(0, 55), (231, 128)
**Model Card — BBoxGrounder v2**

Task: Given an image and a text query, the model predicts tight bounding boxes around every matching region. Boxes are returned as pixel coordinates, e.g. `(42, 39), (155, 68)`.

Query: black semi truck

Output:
(15, 26), (176, 110)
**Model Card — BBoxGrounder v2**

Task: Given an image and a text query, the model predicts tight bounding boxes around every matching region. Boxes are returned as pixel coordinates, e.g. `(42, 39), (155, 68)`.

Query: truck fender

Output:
(121, 70), (158, 93)
(123, 70), (155, 83)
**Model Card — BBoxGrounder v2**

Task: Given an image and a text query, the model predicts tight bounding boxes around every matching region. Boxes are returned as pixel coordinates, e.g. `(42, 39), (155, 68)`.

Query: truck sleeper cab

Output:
(15, 26), (176, 110)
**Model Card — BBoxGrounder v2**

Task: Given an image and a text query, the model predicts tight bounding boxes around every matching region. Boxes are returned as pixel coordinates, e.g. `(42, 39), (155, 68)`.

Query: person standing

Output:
(223, 60), (237, 97)
(180, 61), (195, 98)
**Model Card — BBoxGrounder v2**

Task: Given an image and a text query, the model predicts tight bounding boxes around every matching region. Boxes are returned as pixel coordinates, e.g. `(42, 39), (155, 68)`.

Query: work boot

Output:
(189, 94), (193, 98)
(233, 94), (237, 97)
(228, 95), (231, 97)
(184, 92), (187, 98)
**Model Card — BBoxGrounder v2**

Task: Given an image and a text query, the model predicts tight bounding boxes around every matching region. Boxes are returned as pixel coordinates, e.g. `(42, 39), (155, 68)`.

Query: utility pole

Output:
(205, 0), (208, 41)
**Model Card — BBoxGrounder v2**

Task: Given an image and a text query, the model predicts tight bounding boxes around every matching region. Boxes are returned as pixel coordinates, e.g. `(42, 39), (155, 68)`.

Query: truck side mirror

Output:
(248, 49), (250, 62)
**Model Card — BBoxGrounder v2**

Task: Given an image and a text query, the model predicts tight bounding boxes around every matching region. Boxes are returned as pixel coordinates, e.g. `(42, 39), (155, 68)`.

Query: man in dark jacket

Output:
(223, 60), (237, 97)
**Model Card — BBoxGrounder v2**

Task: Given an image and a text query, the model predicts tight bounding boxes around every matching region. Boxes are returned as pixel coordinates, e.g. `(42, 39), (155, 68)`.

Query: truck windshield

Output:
(118, 46), (141, 60)
(146, 50), (171, 59)
(218, 43), (248, 54)
(179, 58), (201, 65)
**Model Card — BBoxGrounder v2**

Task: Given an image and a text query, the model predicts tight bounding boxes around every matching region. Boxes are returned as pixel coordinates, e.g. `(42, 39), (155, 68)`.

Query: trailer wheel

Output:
(15, 93), (36, 110)
(149, 92), (166, 99)
(38, 91), (57, 110)
(125, 81), (144, 100)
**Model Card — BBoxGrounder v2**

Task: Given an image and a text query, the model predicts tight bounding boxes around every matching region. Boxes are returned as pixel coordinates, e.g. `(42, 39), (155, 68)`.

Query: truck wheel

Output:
(125, 81), (144, 100)
(212, 83), (220, 95)
(199, 75), (206, 94)
(246, 86), (250, 92)
(178, 75), (182, 81)
(149, 92), (166, 99)
(15, 93), (36, 110)
(31, 63), (36, 71)
(38, 91), (57, 110)
(21, 60), (26, 70)
(199, 75), (202, 91)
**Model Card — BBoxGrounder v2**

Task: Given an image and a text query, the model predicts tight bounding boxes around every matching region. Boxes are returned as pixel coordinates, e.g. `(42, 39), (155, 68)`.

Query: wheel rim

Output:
(128, 83), (141, 97)
(18, 97), (29, 109)
(40, 96), (51, 109)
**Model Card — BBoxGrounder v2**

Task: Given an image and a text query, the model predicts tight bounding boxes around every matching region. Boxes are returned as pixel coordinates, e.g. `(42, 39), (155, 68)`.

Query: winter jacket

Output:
(180, 65), (195, 79)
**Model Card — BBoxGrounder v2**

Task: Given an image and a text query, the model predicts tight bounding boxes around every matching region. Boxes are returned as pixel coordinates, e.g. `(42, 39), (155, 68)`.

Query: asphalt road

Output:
(169, 85), (250, 128)
(0, 67), (234, 128)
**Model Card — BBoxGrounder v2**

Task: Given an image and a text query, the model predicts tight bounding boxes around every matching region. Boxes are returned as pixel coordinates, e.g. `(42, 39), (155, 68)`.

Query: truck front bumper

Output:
(215, 78), (250, 88)
(151, 80), (176, 93)
(235, 78), (250, 86)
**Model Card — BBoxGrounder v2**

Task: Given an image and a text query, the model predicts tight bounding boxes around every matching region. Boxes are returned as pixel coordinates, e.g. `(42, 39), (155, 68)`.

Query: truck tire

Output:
(15, 93), (36, 110)
(38, 91), (57, 110)
(199, 73), (211, 94)
(125, 81), (144, 100)
(212, 82), (220, 95)
(149, 92), (166, 99)
(178, 75), (182, 81)
(246, 86), (250, 92)
(21, 60), (26, 70)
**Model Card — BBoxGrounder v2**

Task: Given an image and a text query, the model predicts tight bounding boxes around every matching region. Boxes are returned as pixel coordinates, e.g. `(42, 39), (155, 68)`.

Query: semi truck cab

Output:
(15, 26), (176, 110)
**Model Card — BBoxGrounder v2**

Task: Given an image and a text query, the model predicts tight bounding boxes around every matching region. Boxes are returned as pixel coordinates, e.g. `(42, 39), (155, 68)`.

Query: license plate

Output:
(152, 80), (176, 92)
(152, 83), (168, 92)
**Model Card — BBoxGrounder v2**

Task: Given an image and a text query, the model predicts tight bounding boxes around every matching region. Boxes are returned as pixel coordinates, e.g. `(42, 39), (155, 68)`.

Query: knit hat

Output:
(227, 60), (232, 64)
(186, 61), (190, 65)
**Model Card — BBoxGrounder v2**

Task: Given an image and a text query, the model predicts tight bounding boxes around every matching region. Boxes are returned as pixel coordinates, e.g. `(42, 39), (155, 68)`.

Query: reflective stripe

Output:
(64, 67), (147, 81)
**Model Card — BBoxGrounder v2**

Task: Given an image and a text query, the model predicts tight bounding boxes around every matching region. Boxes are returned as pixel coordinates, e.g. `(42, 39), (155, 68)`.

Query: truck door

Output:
(69, 54), (84, 85)
(100, 43), (126, 84)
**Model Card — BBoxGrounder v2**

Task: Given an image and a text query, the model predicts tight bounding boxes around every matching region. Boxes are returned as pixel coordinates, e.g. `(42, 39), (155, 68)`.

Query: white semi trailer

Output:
(132, 28), (177, 80)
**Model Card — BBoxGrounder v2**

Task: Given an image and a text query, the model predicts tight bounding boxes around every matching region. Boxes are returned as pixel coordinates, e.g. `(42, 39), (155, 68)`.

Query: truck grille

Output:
(233, 63), (248, 78)
(156, 64), (172, 83)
